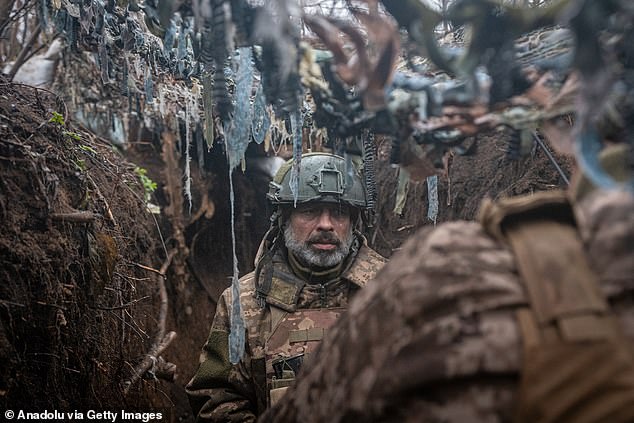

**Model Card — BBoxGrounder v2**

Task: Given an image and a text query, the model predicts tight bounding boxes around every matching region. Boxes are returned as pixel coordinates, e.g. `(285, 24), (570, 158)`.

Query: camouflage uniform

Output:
(186, 232), (386, 422)
(260, 188), (634, 423)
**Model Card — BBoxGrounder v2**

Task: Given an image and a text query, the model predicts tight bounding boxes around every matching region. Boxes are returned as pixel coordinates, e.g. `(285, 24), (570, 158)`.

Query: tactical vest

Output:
(258, 268), (355, 407)
(480, 191), (634, 423)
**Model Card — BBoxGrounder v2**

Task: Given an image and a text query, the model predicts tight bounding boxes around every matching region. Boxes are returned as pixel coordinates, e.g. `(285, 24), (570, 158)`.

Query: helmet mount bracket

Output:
(308, 163), (344, 196)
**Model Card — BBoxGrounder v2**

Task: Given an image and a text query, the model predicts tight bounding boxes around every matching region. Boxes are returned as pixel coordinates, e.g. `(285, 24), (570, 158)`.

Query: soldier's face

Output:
(284, 203), (354, 268)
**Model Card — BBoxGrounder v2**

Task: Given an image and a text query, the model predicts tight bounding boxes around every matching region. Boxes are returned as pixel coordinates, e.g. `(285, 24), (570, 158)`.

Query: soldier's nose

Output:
(316, 209), (335, 231)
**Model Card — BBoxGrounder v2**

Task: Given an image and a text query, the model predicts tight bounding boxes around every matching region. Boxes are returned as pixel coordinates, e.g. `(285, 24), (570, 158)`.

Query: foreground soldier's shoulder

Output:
(388, 221), (501, 260)
(422, 220), (502, 250)
(377, 221), (514, 279)
(366, 220), (523, 318)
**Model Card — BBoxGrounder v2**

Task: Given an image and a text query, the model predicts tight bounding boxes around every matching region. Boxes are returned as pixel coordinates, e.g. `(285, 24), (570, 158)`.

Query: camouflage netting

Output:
(0, 76), (170, 410)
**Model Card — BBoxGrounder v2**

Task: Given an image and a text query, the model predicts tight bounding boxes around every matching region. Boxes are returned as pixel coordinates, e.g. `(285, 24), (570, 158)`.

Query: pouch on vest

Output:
(480, 191), (634, 423)
(265, 307), (343, 407)
(269, 354), (305, 406)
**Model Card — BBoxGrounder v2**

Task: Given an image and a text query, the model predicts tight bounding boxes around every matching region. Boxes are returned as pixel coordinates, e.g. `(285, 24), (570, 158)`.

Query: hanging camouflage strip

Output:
(98, 36), (109, 84)
(213, 0), (235, 123)
(426, 174), (439, 225)
(163, 14), (180, 56)
(196, 124), (205, 171)
(226, 47), (254, 170)
(202, 73), (214, 148)
(394, 167), (410, 215)
(144, 63), (154, 104)
(39, 0), (49, 29)
(228, 169), (245, 365)
(121, 56), (129, 97)
(225, 46), (255, 364)
(252, 81), (270, 144)
(577, 128), (623, 191)
(289, 109), (304, 207)
(177, 16), (193, 78)
(184, 93), (193, 214)
(344, 151), (354, 189)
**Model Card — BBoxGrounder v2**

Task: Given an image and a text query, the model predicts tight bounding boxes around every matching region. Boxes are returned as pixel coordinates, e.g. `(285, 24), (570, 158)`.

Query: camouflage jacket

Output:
(260, 189), (634, 423)
(186, 235), (386, 422)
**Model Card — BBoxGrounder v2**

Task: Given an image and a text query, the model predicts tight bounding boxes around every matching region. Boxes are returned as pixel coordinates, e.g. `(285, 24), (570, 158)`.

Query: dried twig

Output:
(130, 262), (163, 277)
(90, 295), (151, 311)
(50, 211), (99, 223)
(0, 299), (26, 307)
(86, 173), (117, 226)
(123, 249), (178, 393)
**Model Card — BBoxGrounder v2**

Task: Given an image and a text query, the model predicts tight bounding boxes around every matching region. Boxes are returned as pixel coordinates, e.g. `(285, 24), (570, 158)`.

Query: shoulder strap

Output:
(479, 191), (613, 341)
(269, 305), (287, 335)
(480, 191), (634, 423)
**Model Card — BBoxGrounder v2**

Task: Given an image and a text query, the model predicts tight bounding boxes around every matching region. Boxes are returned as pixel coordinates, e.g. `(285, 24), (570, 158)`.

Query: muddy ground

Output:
(0, 76), (573, 421)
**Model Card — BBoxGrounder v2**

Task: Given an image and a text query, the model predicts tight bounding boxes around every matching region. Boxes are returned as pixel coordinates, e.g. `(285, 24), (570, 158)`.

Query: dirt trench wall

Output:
(0, 78), (170, 411)
(371, 130), (575, 257)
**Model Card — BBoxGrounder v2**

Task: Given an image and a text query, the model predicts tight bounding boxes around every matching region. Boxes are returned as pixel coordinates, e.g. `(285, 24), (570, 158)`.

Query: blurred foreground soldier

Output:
(261, 144), (634, 423)
(186, 152), (387, 422)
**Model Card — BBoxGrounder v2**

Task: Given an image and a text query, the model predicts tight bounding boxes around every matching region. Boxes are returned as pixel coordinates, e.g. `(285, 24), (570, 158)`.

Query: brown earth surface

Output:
(371, 130), (575, 257)
(0, 75), (575, 421)
(0, 77), (171, 412)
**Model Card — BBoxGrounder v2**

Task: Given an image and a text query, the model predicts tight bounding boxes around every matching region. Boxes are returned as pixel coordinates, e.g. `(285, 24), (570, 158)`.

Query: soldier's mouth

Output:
(311, 243), (337, 250)
(309, 236), (340, 250)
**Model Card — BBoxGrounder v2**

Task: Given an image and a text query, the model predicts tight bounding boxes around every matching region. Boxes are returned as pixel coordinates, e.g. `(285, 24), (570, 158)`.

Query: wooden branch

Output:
(123, 249), (178, 393)
(8, 23), (41, 81)
(131, 262), (163, 276)
(0, 0), (15, 36)
(123, 331), (176, 393)
(50, 211), (99, 223)
(90, 295), (151, 311)
(86, 173), (117, 226)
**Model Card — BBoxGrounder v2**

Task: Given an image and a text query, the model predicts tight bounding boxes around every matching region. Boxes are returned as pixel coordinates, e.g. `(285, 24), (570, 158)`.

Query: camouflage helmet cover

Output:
(267, 153), (367, 209)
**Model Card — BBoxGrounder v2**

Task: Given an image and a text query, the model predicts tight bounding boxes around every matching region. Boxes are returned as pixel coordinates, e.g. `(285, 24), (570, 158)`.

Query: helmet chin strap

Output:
(270, 207), (283, 225)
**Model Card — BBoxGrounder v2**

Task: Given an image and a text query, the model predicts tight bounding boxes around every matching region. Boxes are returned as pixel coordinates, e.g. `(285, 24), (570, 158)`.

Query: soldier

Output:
(186, 152), (387, 422)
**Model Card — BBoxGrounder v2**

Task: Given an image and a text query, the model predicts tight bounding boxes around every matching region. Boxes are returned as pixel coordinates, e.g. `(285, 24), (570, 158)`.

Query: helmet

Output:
(267, 153), (367, 209)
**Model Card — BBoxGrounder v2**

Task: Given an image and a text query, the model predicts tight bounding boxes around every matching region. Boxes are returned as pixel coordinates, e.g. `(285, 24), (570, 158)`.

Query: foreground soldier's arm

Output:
(186, 289), (258, 422)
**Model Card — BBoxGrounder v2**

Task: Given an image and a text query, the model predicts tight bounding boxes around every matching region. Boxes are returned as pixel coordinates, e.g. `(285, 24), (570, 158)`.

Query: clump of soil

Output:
(0, 77), (169, 411)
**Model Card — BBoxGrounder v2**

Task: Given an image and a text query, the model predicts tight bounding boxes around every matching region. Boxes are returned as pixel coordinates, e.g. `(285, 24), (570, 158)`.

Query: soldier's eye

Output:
(330, 206), (350, 219)
(300, 207), (319, 217)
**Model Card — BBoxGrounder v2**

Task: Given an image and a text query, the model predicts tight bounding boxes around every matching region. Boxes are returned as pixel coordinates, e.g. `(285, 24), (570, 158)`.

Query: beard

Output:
(284, 225), (354, 268)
